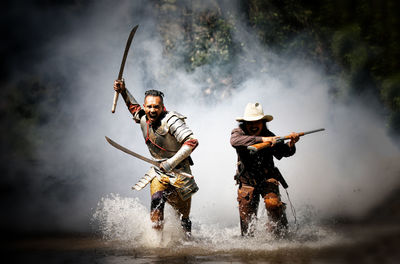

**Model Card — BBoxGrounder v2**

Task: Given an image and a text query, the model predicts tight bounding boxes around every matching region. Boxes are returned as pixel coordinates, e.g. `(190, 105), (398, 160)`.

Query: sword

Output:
(105, 136), (194, 179)
(105, 136), (160, 166)
(111, 25), (139, 113)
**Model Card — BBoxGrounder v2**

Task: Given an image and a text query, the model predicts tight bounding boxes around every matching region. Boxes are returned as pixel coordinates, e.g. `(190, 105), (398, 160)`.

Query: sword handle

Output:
(111, 91), (119, 113)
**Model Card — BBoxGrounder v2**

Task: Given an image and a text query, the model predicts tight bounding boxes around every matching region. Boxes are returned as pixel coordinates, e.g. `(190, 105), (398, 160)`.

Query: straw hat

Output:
(236, 102), (273, 122)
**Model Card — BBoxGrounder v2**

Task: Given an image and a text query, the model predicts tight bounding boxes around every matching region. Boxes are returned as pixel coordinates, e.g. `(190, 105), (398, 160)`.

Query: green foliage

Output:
(381, 75), (400, 109)
(381, 74), (400, 133)
(307, 0), (400, 133)
(330, 25), (374, 95)
(246, 0), (310, 49)
(188, 13), (235, 69)
(153, 0), (400, 132)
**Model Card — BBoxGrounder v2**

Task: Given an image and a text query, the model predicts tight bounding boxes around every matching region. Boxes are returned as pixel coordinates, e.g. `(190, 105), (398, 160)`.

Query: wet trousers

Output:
(237, 179), (288, 236)
(150, 177), (192, 233)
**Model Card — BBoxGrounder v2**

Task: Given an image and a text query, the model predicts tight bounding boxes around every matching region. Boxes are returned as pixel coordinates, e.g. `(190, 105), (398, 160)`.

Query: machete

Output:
(105, 136), (160, 166)
(111, 25), (139, 113)
(105, 136), (194, 180)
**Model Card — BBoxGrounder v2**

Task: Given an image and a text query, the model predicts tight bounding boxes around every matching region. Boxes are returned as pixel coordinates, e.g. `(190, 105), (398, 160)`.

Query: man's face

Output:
(245, 120), (264, 136)
(144, 95), (164, 123)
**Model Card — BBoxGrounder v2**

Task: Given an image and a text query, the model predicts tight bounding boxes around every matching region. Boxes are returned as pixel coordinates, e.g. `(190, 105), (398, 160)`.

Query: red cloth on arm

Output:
(184, 138), (199, 150)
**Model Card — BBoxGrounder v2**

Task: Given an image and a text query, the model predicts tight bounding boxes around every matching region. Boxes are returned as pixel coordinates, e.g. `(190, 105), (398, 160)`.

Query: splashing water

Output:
(92, 194), (344, 254)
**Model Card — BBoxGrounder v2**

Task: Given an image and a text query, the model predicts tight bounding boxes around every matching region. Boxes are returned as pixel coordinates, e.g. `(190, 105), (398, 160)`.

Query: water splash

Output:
(92, 194), (343, 253)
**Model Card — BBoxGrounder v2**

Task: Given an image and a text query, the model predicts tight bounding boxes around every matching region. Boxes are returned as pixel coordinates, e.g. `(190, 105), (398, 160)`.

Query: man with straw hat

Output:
(230, 102), (299, 237)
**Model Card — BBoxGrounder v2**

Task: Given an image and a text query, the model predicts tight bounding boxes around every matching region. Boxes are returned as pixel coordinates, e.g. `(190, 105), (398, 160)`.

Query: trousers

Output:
(150, 176), (192, 233)
(237, 178), (288, 236)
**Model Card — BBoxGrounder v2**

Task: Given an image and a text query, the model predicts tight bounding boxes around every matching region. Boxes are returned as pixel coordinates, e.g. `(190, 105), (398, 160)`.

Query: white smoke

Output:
(30, 0), (400, 234)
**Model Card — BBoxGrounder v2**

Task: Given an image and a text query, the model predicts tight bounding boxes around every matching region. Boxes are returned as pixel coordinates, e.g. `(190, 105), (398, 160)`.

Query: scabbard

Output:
(272, 167), (288, 189)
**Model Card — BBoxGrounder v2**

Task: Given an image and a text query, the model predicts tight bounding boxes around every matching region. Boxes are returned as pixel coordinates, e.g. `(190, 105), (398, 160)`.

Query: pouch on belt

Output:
(132, 166), (199, 201)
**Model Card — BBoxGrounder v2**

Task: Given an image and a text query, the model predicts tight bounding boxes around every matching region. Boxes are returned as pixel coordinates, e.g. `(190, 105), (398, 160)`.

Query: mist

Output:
(3, 0), (400, 234)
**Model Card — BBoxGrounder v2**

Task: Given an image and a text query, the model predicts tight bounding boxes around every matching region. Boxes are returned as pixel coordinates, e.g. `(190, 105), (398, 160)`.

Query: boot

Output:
(181, 217), (192, 238)
(267, 207), (288, 238)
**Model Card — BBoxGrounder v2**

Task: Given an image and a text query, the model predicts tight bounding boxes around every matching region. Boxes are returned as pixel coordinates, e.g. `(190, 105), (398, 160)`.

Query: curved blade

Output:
(105, 136), (160, 167)
(118, 25), (139, 80)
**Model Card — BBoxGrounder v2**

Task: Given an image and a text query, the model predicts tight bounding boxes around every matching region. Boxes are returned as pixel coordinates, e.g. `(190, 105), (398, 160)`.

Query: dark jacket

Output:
(230, 125), (295, 186)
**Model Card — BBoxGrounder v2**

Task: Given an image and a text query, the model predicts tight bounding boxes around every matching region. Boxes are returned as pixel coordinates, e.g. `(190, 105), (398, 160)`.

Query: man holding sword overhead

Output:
(110, 26), (199, 237)
(113, 80), (199, 237)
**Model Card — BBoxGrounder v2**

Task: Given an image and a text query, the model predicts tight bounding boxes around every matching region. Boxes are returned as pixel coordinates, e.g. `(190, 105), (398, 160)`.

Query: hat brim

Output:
(236, 115), (273, 122)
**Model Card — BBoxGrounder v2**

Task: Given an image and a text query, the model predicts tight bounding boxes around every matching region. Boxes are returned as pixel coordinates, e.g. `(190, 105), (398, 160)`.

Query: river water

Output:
(5, 223), (400, 264)
(5, 195), (400, 263)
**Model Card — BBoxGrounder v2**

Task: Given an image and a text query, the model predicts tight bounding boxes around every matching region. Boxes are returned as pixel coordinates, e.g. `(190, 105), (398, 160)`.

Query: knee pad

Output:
(237, 185), (255, 203)
(264, 193), (282, 210)
(237, 185), (257, 219)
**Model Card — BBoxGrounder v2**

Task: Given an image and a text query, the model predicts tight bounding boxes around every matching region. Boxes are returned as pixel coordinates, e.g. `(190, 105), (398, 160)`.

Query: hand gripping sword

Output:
(105, 136), (194, 190)
(105, 136), (160, 167)
(111, 25), (139, 113)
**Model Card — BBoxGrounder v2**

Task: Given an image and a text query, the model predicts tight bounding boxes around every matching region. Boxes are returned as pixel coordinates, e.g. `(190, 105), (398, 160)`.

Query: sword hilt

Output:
(111, 91), (119, 113)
